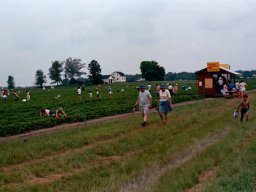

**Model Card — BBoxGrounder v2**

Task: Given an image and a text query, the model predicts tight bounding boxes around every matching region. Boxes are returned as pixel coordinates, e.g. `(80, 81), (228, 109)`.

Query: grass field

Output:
(0, 81), (201, 136)
(0, 88), (255, 191)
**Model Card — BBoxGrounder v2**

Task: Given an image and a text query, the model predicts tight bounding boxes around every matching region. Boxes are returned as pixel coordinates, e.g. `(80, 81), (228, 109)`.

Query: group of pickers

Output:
(134, 82), (250, 126)
(41, 83), (173, 124)
(0, 89), (31, 102)
(2, 81), (249, 124)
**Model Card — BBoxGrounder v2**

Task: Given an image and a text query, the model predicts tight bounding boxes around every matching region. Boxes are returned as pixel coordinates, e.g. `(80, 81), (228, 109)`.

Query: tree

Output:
(140, 61), (165, 81)
(35, 69), (47, 87)
(165, 72), (196, 81)
(126, 74), (142, 82)
(7, 75), (15, 89)
(48, 60), (64, 85)
(88, 60), (103, 84)
(64, 57), (86, 80)
(236, 70), (256, 78)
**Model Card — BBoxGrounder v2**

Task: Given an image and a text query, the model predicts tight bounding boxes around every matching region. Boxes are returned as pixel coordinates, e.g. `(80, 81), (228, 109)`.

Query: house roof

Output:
(195, 67), (241, 76)
(112, 71), (126, 76)
(219, 67), (241, 76)
(102, 75), (112, 79)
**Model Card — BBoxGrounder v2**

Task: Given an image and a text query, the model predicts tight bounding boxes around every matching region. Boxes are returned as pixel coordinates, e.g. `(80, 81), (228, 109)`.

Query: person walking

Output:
(158, 84), (172, 125)
(134, 84), (152, 126)
(239, 80), (247, 98)
(107, 85), (113, 98)
(236, 94), (249, 122)
(77, 87), (82, 99)
(26, 90), (31, 101)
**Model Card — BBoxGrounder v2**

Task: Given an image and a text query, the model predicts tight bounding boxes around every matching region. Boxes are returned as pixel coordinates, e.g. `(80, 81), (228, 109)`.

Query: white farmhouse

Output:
(102, 71), (126, 83)
(111, 71), (126, 82)
(102, 75), (114, 84)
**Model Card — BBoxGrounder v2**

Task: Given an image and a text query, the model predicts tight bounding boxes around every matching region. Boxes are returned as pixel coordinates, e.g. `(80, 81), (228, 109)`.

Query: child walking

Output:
(237, 94), (249, 122)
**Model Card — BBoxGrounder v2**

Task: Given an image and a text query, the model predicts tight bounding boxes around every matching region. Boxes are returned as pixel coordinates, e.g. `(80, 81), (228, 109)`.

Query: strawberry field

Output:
(0, 80), (206, 136)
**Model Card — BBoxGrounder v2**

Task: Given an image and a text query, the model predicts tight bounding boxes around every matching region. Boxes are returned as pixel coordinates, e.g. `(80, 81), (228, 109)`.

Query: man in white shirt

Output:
(134, 84), (152, 126)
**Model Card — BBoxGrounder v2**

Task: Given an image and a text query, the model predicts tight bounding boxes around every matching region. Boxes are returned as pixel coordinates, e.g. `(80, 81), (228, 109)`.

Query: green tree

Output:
(165, 72), (196, 81)
(140, 61), (165, 81)
(48, 60), (63, 85)
(126, 74), (142, 82)
(35, 69), (47, 87)
(88, 60), (103, 84)
(7, 75), (15, 89)
(64, 57), (86, 80)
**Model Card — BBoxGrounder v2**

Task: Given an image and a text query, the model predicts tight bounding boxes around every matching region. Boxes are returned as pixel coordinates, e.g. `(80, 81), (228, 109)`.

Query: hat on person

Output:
(160, 84), (166, 89)
(140, 84), (145, 89)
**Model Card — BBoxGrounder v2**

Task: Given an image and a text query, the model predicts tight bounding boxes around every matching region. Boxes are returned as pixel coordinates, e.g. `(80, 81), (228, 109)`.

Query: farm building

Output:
(102, 71), (126, 83)
(102, 75), (114, 84)
(195, 62), (241, 97)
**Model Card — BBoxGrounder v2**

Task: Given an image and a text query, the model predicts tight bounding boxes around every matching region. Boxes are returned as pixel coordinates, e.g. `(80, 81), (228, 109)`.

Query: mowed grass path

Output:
(0, 91), (255, 192)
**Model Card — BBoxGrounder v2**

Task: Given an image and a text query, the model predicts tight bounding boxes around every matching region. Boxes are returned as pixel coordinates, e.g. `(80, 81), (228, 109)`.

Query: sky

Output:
(0, 0), (256, 86)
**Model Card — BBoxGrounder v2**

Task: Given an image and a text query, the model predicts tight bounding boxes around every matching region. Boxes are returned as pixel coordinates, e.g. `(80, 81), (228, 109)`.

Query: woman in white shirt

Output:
(158, 84), (172, 124)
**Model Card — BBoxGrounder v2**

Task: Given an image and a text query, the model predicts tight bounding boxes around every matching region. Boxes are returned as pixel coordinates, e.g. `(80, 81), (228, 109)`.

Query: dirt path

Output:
(26, 150), (142, 186)
(119, 125), (232, 192)
(2, 126), (146, 173)
(0, 112), (138, 143)
(0, 98), (212, 143)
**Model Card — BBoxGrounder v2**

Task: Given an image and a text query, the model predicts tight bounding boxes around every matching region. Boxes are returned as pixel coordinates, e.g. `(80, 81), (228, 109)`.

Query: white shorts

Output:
(139, 105), (149, 113)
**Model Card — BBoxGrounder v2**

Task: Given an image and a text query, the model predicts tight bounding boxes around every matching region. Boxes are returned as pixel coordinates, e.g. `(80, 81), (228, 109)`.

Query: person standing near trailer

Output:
(239, 80), (247, 98)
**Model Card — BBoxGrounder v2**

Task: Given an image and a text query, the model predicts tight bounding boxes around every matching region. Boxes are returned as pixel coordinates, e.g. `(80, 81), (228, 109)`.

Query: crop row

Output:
(0, 81), (201, 136)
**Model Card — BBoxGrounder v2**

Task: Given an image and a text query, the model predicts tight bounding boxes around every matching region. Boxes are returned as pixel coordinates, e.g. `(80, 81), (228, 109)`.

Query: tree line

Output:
(7, 59), (253, 88)
(36, 59), (168, 87)
(236, 70), (256, 78)
(35, 58), (103, 87)
(6, 60), (167, 88)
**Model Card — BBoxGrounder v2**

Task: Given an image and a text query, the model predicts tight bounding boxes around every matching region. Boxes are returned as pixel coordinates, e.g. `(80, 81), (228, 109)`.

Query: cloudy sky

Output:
(0, 0), (255, 86)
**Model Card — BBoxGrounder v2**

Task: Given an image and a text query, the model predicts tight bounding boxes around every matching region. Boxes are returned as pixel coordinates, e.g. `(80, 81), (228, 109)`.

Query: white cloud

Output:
(0, 0), (255, 86)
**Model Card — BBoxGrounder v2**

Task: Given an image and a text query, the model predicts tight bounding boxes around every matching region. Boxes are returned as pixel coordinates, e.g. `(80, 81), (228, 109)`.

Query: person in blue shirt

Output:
(228, 80), (234, 91)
